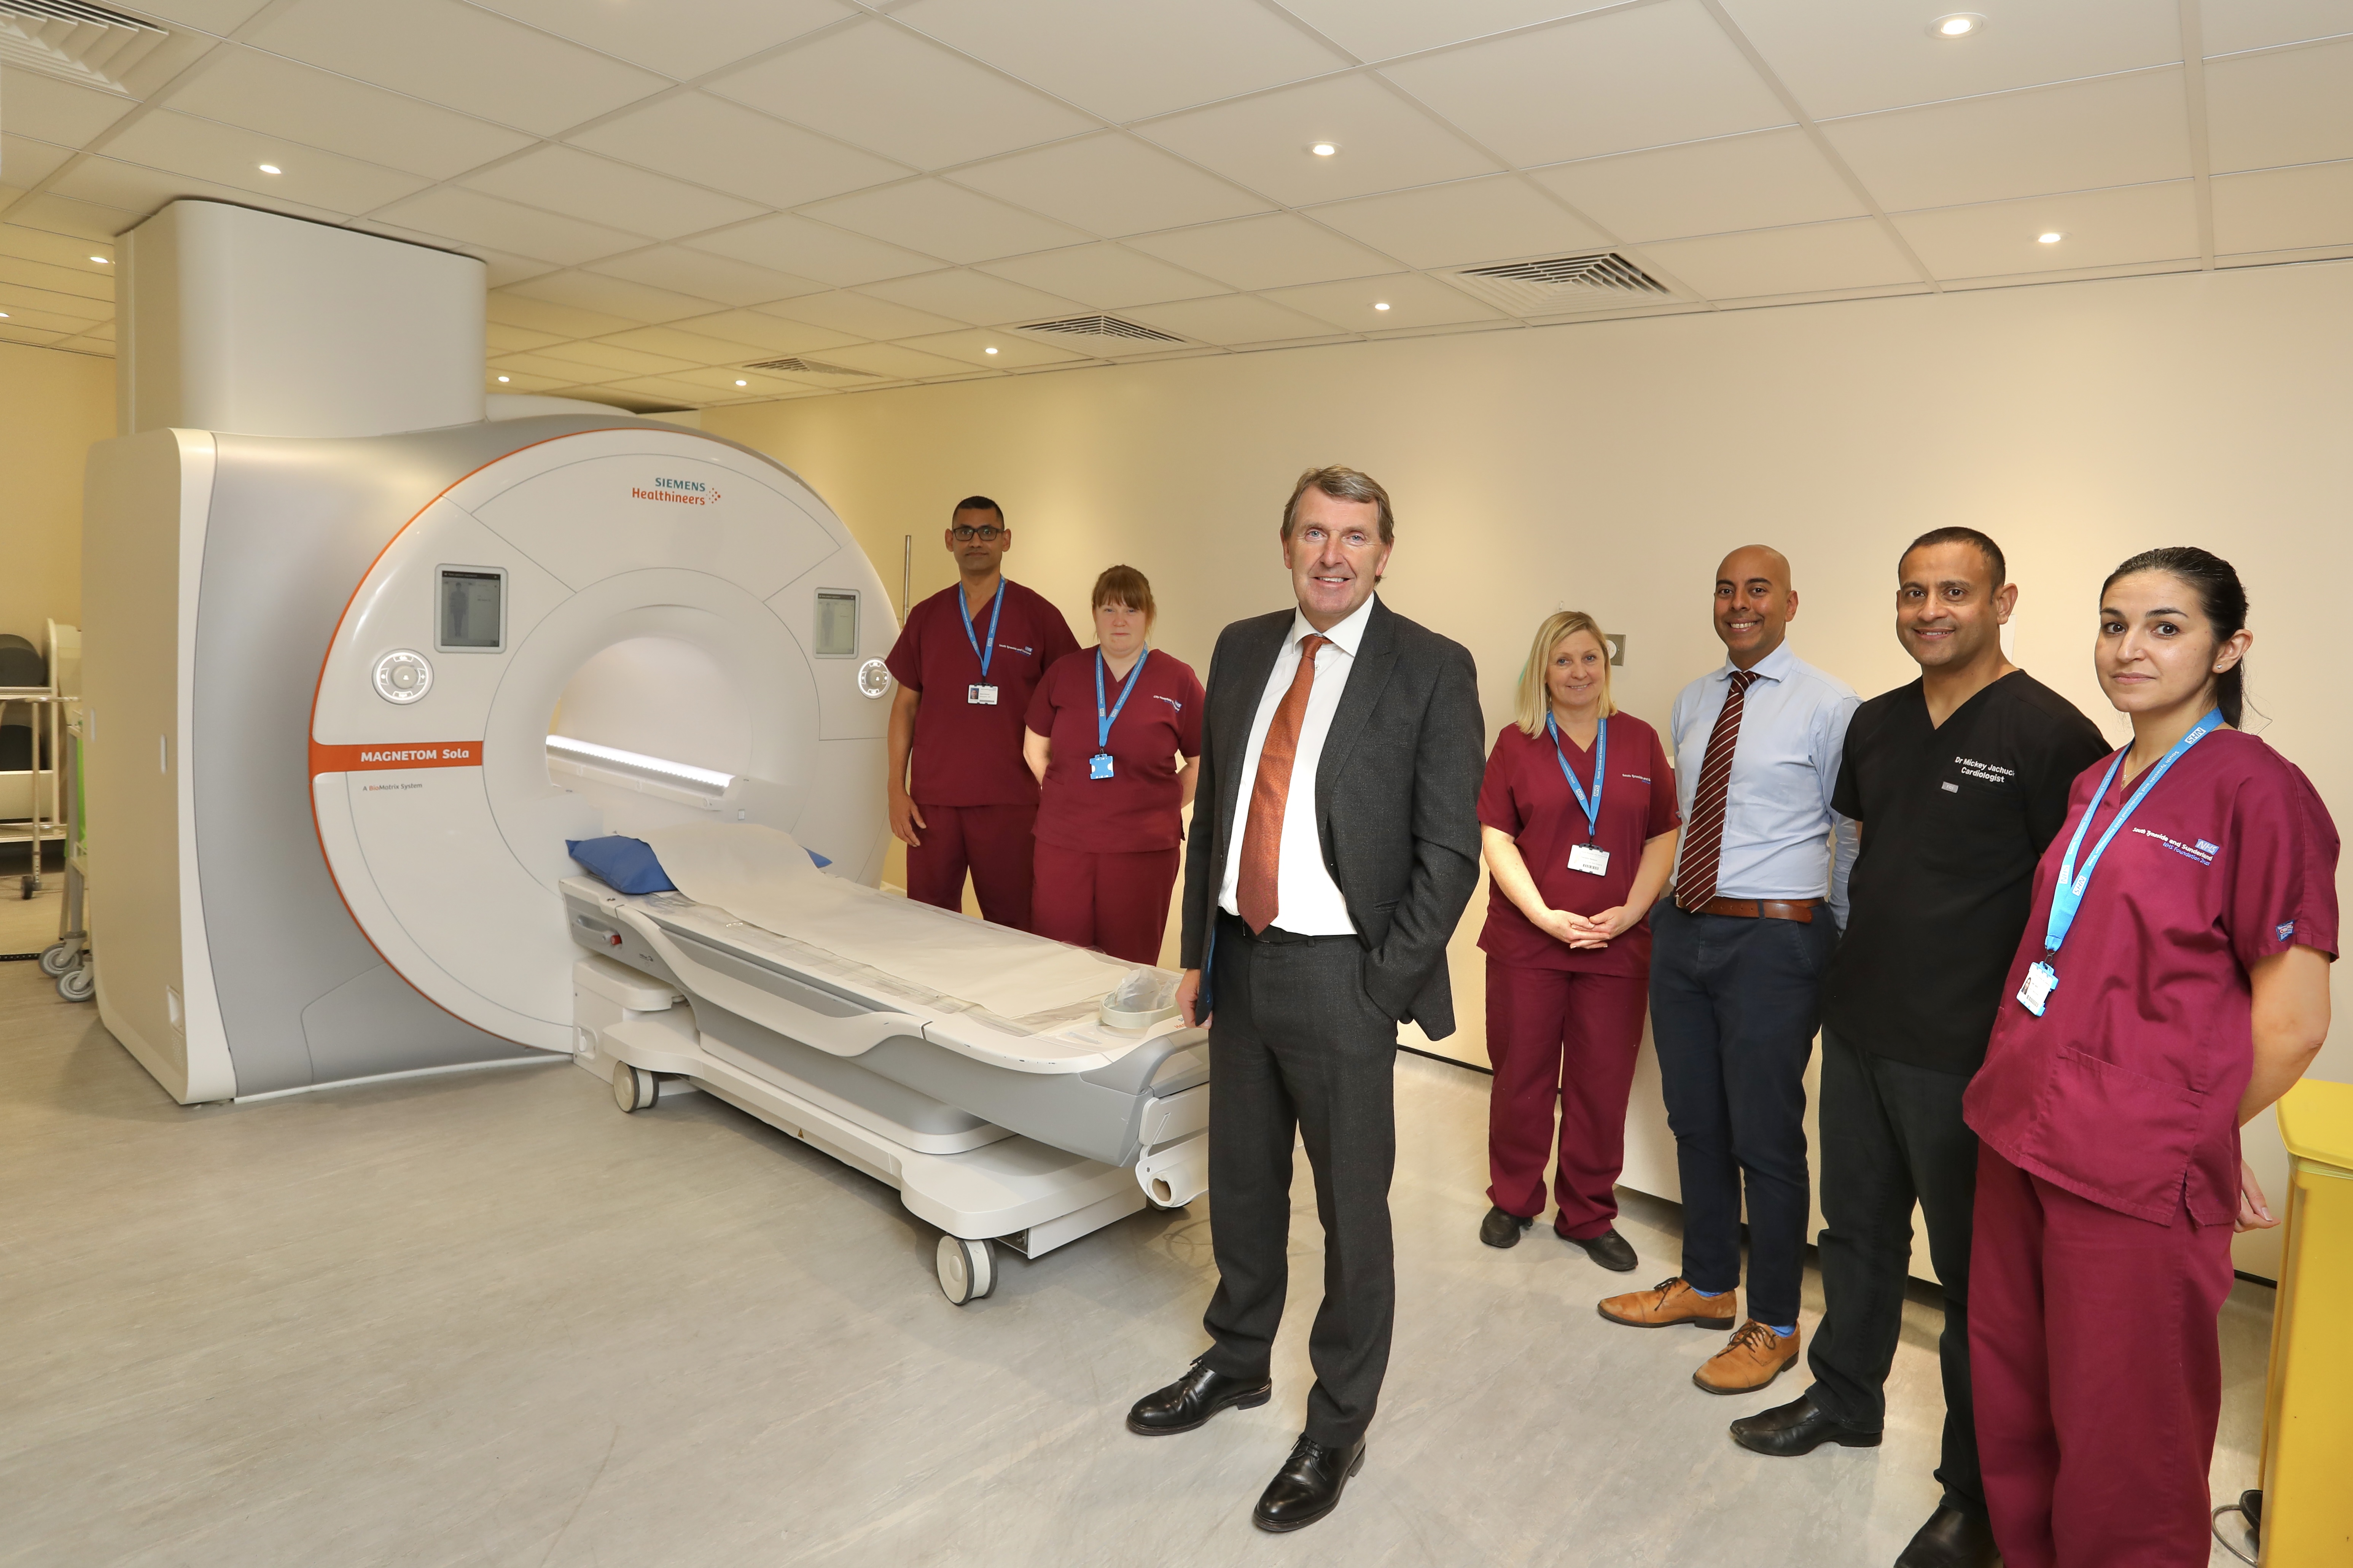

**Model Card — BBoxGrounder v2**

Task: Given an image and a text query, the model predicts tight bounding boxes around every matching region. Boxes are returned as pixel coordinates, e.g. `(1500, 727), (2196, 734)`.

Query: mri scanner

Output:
(84, 205), (1207, 1302)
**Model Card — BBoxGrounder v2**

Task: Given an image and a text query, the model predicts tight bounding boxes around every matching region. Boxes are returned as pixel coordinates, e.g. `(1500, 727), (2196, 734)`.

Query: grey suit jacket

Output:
(1179, 596), (1485, 1038)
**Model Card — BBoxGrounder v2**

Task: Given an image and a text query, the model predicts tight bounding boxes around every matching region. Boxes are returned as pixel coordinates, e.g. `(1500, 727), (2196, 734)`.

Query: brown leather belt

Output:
(1680, 895), (1823, 924)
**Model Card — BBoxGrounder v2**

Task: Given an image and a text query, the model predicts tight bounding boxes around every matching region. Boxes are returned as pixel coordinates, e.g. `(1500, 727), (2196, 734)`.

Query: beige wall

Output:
(712, 260), (2353, 1274)
(0, 339), (114, 648)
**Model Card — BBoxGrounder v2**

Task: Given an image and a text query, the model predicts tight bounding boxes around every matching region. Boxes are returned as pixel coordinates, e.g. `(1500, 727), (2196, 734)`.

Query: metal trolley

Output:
(39, 705), (92, 1002)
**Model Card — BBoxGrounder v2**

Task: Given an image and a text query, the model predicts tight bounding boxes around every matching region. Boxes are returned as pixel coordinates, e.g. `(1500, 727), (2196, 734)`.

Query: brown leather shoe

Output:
(1695, 1320), (1801, 1395)
(1597, 1277), (1738, 1329)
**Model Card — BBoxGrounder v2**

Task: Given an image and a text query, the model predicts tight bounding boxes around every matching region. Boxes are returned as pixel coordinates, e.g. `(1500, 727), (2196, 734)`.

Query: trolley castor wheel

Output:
(611, 1062), (658, 1113)
(935, 1236), (996, 1304)
(56, 964), (95, 1003)
(38, 941), (78, 978)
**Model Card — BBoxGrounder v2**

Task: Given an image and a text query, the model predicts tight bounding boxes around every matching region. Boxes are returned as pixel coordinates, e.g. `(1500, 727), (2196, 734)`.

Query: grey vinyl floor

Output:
(0, 883), (2267, 1567)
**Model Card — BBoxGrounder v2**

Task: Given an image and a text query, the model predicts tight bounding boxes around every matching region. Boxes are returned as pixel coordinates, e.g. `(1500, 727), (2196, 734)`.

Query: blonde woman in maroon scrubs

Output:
(1474, 610), (1680, 1269)
(1964, 547), (2336, 1568)
(1024, 565), (1205, 964)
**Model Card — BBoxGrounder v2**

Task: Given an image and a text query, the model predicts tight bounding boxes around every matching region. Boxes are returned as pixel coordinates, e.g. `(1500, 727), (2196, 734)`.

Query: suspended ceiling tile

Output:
(459, 145), (764, 242)
(355, 218), (553, 285)
(1383, 1), (1790, 167)
(598, 374), (731, 403)
(1529, 127), (1867, 243)
(567, 93), (913, 212)
(597, 323), (788, 364)
(977, 243), (1226, 309)
(0, 191), (141, 243)
(0, 68), (135, 147)
(0, 253), (111, 301)
(529, 339), (705, 377)
(1305, 174), (1605, 269)
(48, 155), (349, 228)
(2211, 157), (2353, 253)
(2201, 0), (2353, 55)
(502, 269), (723, 325)
(1891, 181), (2199, 280)
(800, 180), (1091, 266)
(894, 327), (1089, 369)
(127, 0), (274, 31)
(0, 296), (108, 331)
(488, 350), (625, 381)
(484, 291), (640, 338)
(707, 20), (1096, 171)
(484, 367), (574, 393)
(2, 135), (73, 188)
(853, 267), (1084, 326)
(379, 186), (647, 265)
(947, 133), (1272, 238)
(66, 317), (115, 342)
(485, 321), (566, 353)
(1122, 291), (1343, 346)
(1138, 73), (1500, 208)
(813, 340), (975, 379)
(247, 0), (669, 137)
(1633, 216), (1919, 299)
(669, 309), (863, 355)
(2205, 37), (2353, 173)
(1125, 212), (1398, 289)
(0, 221), (116, 273)
(1821, 70), (2193, 211)
(1275, 0), (1622, 62)
(657, 364), (832, 397)
(0, 278), (109, 320)
(685, 212), (944, 285)
(0, 320), (69, 347)
(586, 245), (826, 309)
(1261, 271), (1504, 331)
(892, 0), (1351, 122)
(1715, 0), (2183, 122)
(474, 0), (852, 81)
(755, 286), (966, 339)
(163, 48), (537, 181)
(99, 110), (431, 214)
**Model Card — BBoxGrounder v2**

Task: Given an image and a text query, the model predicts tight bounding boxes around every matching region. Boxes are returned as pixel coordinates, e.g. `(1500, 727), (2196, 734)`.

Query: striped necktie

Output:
(1676, 670), (1759, 911)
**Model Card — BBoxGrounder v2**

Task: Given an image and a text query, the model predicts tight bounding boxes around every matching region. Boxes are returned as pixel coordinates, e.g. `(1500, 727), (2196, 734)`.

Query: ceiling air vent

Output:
(1450, 253), (1671, 316)
(1018, 315), (1184, 345)
(744, 358), (877, 377)
(0, 0), (167, 91)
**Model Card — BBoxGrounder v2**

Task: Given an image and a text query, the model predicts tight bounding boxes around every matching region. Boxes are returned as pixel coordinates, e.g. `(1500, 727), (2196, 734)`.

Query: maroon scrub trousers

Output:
(1032, 842), (1183, 964)
(1963, 728), (2339, 1568)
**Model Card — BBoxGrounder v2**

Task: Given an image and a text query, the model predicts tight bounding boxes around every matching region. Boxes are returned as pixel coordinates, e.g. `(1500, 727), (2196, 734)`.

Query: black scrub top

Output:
(1820, 670), (2109, 1073)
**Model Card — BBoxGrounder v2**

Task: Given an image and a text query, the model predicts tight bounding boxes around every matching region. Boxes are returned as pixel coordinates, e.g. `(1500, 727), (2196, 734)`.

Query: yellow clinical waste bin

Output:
(2256, 1077), (2353, 1565)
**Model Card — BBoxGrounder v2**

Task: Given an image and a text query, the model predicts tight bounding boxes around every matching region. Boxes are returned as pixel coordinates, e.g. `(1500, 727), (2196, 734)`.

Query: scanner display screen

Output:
(440, 569), (503, 650)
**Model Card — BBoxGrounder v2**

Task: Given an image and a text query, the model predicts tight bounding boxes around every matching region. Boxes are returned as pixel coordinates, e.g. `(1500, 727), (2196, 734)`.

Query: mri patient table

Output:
(561, 872), (1211, 1303)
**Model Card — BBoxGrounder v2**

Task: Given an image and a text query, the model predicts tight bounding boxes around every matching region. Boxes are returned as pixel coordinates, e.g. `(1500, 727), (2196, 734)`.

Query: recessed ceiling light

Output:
(1310, 142), (1338, 157)
(2037, 231), (2063, 244)
(1929, 12), (1984, 37)
(496, 375), (510, 382)
(734, 378), (748, 386)
(984, 346), (998, 354)
(258, 163), (281, 175)
(0, 311), (10, 318)
(91, 255), (109, 264)
(1373, 302), (1390, 311)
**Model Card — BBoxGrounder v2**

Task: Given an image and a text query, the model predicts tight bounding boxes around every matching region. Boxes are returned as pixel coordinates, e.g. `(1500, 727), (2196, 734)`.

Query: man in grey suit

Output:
(1125, 466), (1484, 1532)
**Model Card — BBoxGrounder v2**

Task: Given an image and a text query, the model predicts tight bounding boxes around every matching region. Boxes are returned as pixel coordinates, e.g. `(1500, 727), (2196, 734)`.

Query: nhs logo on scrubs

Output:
(2135, 825), (2217, 865)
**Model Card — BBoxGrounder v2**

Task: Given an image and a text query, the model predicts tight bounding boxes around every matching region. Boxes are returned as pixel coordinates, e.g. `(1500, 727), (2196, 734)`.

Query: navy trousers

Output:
(1647, 901), (1837, 1328)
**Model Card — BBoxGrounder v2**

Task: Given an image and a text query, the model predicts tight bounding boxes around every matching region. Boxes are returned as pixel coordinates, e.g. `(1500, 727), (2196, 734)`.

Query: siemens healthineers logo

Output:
(630, 476), (721, 506)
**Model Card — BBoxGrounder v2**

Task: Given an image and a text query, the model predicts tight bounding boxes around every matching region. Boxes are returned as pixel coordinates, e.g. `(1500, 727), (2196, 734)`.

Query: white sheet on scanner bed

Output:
(642, 822), (1138, 1022)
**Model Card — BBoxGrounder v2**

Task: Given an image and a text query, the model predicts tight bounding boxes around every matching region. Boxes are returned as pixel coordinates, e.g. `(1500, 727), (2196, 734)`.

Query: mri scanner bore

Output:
(86, 413), (1207, 1301)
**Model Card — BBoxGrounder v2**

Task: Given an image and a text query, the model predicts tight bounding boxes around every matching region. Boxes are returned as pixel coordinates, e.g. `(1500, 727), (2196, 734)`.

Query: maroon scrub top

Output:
(1025, 647), (1204, 853)
(1476, 713), (1680, 976)
(1965, 729), (2340, 1226)
(885, 579), (1079, 808)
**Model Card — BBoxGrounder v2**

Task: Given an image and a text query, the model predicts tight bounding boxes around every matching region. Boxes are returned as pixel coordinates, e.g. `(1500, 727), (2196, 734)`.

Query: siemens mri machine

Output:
(86, 416), (1208, 1303)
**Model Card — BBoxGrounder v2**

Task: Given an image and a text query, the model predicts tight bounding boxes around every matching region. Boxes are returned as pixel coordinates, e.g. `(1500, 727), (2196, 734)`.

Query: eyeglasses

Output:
(950, 525), (1004, 542)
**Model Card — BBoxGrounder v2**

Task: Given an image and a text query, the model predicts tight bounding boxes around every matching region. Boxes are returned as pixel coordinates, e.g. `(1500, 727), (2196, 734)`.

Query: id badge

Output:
(967, 682), (998, 705)
(2017, 961), (2057, 1017)
(1567, 843), (1610, 876)
(1089, 752), (1114, 780)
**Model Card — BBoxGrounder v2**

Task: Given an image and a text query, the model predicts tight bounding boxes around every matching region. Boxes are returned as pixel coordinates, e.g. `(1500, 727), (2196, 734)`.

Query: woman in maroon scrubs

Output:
(1474, 610), (1680, 1270)
(1965, 547), (2336, 1568)
(1023, 565), (1204, 964)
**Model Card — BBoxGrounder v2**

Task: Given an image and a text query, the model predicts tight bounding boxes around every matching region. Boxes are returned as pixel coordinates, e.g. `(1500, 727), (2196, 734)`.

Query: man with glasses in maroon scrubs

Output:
(884, 496), (1079, 930)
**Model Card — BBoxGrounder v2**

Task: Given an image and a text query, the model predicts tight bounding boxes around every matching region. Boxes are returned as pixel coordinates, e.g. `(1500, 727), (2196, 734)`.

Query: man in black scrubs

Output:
(1727, 529), (2107, 1568)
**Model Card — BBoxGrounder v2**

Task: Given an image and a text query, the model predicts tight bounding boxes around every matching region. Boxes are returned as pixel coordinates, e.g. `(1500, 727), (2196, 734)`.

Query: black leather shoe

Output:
(1895, 1503), (2000, 1568)
(1727, 1395), (1883, 1456)
(1126, 1355), (1272, 1436)
(1561, 1226), (1639, 1271)
(1251, 1434), (1367, 1532)
(1480, 1205), (1535, 1248)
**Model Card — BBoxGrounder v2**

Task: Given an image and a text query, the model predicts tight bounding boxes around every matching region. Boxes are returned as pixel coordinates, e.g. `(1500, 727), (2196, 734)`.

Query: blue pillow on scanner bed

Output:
(565, 834), (833, 895)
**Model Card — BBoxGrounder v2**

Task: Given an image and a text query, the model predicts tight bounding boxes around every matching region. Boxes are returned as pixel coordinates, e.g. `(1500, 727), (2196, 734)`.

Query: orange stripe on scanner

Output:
(309, 740), (483, 775)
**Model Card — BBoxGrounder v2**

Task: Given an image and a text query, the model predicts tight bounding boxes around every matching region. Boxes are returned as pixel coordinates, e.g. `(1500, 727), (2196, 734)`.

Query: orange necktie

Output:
(1237, 633), (1330, 933)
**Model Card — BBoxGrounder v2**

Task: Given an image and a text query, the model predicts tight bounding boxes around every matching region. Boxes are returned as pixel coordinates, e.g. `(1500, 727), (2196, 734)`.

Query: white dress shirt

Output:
(1667, 640), (1861, 927)
(1216, 593), (1376, 935)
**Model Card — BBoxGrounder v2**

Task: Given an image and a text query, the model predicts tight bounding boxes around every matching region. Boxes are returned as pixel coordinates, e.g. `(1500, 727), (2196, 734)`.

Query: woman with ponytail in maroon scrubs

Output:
(1964, 548), (2336, 1568)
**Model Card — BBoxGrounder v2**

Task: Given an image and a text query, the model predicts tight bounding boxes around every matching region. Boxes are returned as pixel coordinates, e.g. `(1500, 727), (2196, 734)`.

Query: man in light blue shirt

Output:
(1598, 545), (1858, 1398)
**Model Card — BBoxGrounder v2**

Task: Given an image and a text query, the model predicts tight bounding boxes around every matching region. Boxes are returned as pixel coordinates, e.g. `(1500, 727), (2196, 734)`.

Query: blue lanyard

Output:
(1095, 649), (1148, 750)
(958, 580), (1005, 680)
(2044, 708), (2224, 954)
(1544, 712), (1607, 843)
